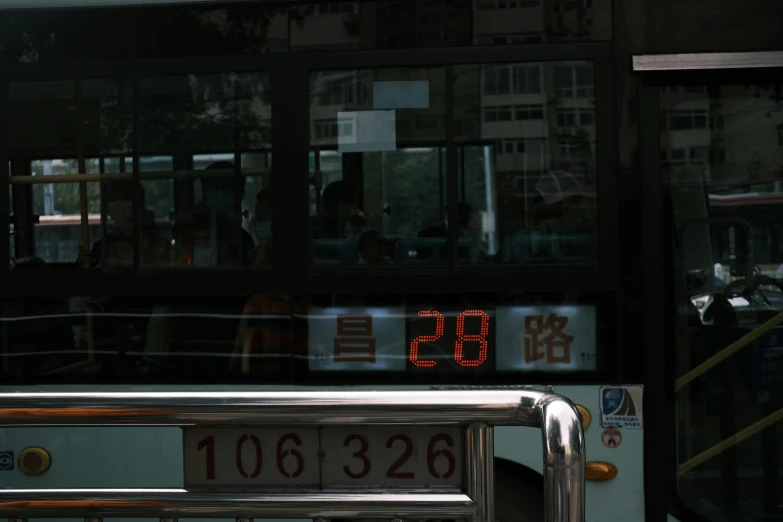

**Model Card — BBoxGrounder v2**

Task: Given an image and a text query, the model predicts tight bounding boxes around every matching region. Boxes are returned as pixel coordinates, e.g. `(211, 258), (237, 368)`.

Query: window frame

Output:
(637, 61), (783, 522)
(0, 42), (617, 299)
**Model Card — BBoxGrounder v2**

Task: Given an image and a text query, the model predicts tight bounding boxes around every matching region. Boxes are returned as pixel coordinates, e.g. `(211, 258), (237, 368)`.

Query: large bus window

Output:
(138, 72), (271, 269)
(309, 61), (597, 266)
(664, 81), (783, 521)
(289, 0), (610, 52)
(9, 79), (131, 265)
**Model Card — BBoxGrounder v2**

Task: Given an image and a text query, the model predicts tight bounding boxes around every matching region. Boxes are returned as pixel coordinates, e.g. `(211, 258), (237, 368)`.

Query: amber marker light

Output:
(585, 462), (618, 481)
(18, 447), (51, 476)
(576, 405), (592, 430)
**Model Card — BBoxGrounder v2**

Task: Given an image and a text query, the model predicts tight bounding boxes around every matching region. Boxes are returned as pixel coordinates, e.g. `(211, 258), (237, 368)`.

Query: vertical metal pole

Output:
(464, 422), (494, 522)
(444, 65), (458, 266)
(75, 79), (90, 262)
(131, 76), (141, 271)
(75, 79), (96, 367)
(539, 396), (585, 522)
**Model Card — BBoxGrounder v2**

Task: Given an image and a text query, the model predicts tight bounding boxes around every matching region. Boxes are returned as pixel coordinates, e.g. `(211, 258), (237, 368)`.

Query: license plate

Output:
(183, 427), (463, 489)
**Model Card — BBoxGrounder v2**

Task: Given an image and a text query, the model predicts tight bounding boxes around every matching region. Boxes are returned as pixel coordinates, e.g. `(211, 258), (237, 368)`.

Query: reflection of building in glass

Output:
(660, 86), (783, 187)
(661, 85), (783, 272)
(291, 0), (609, 51)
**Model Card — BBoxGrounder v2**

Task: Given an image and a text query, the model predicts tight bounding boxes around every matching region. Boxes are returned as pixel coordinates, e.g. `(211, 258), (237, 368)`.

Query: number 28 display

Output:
(308, 305), (598, 373)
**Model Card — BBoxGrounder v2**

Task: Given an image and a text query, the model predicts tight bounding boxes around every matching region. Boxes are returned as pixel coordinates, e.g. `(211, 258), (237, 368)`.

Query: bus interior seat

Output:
(312, 239), (356, 265)
(393, 237), (481, 263)
(505, 231), (592, 263)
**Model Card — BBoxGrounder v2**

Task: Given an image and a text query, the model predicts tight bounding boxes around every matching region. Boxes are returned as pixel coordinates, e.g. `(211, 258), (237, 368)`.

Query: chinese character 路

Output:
(524, 313), (574, 364)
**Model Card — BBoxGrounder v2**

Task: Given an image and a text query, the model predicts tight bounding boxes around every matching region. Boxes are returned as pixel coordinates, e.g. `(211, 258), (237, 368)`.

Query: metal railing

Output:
(0, 389), (585, 522)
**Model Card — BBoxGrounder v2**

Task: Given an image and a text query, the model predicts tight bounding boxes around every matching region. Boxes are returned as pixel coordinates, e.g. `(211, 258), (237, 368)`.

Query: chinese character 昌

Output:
(334, 314), (377, 362)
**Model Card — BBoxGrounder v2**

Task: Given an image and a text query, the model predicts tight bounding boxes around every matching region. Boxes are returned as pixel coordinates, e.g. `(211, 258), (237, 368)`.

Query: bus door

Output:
(637, 52), (783, 522)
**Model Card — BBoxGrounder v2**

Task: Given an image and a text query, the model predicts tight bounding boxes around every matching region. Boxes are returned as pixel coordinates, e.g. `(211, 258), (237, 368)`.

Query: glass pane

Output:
(0, 292), (603, 384)
(0, 4), (288, 64)
(290, 0), (609, 52)
(138, 72), (271, 269)
(8, 79), (132, 265)
(454, 60), (597, 264)
(664, 80), (783, 522)
(308, 61), (596, 267)
(309, 67), (447, 266)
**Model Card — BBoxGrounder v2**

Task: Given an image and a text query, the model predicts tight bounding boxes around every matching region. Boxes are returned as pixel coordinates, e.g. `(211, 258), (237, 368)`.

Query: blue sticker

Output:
(0, 451), (14, 471)
(600, 386), (643, 429)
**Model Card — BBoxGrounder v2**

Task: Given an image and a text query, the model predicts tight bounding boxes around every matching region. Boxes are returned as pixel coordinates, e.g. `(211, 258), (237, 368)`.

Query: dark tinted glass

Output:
(308, 61), (597, 266)
(0, 292), (605, 384)
(0, 4), (288, 63)
(664, 80), (783, 522)
(291, 0), (609, 52)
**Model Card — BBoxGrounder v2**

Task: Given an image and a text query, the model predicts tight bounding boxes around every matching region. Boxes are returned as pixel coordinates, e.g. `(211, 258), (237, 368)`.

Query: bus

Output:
(0, 1), (780, 522)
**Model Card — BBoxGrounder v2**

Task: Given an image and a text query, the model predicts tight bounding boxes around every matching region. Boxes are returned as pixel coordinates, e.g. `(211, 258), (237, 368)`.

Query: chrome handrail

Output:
(0, 389), (585, 522)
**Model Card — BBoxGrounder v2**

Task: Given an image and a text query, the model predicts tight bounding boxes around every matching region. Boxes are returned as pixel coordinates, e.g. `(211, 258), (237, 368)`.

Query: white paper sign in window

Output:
(338, 110), (397, 153)
(373, 81), (430, 110)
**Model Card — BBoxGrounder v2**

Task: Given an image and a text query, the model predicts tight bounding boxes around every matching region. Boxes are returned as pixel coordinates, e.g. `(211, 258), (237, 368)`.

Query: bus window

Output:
(309, 67), (448, 265)
(664, 81), (783, 521)
(308, 61), (597, 266)
(137, 72), (271, 269)
(9, 79), (131, 265)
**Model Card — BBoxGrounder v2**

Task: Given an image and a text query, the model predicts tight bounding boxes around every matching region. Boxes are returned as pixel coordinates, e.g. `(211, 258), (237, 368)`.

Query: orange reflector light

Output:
(18, 447), (51, 476)
(585, 462), (617, 481)
(576, 405), (591, 430)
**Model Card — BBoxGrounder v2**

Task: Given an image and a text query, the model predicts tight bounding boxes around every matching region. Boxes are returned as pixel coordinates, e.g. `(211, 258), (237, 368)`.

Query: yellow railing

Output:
(676, 309), (783, 475)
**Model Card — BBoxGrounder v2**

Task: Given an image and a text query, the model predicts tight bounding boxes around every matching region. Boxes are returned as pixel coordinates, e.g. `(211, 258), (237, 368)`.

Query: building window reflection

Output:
(556, 108), (594, 126)
(553, 64), (594, 98)
(483, 64), (542, 95)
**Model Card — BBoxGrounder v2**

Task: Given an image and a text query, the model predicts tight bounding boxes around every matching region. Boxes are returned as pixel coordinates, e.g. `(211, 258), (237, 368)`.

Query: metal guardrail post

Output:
(465, 422), (494, 522)
(0, 390), (585, 522)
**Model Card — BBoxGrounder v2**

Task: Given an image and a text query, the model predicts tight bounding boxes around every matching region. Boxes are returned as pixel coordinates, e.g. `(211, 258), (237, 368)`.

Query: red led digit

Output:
(409, 310), (444, 368)
(454, 309), (489, 367)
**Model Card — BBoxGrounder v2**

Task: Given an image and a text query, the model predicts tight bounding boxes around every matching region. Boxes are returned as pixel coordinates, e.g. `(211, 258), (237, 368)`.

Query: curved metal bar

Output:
(0, 390), (543, 426)
(0, 390), (585, 521)
(0, 490), (476, 518)
(538, 394), (586, 522)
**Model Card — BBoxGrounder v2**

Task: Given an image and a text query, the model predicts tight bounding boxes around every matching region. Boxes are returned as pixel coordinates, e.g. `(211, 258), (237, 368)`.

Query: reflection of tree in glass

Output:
(0, 5), (307, 63)
(363, 149), (442, 238)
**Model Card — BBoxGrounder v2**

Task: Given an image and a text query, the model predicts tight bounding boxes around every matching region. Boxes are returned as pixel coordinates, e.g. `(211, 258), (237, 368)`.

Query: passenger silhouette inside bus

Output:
(172, 161), (255, 267)
(76, 180), (164, 269)
(356, 230), (390, 264)
(311, 180), (354, 240)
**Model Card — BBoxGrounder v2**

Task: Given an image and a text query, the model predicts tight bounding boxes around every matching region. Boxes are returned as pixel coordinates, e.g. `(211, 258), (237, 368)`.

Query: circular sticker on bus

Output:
(601, 428), (622, 448)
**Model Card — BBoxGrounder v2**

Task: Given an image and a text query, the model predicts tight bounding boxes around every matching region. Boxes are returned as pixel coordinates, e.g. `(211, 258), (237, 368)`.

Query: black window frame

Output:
(0, 40), (616, 301)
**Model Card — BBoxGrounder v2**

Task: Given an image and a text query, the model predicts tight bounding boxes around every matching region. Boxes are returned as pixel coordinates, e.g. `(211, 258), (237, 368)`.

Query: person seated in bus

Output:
(233, 293), (312, 378)
(417, 203), (484, 260)
(343, 209), (371, 243)
(356, 230), (392, 264)
(311, 180), (354, 240)
(528, 170), (595, 260)
(171, 161), (255, 267)
(76, 180), (166, 268)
